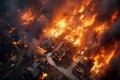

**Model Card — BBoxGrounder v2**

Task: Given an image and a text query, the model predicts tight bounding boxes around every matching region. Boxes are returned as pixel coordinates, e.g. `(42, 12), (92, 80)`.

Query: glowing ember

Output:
(36, 47), (47, 54)
(24, 44), (28, 48)
(40, 72), (48, 80)
(12, 40), (21, 46)
(21, 8), (36, 26)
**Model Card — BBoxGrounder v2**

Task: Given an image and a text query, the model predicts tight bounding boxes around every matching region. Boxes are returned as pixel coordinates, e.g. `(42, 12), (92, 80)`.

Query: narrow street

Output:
(46, 53), (79, 80)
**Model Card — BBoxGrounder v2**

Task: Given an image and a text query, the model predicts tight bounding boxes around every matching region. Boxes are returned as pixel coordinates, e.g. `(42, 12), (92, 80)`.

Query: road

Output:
(46, 53), (79, 80)
(67, 61), (78, 73)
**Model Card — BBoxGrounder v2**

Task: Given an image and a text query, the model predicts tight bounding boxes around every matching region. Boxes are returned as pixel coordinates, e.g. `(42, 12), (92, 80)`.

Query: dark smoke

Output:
(100, 66), (120, 80)
(97, 0), (120, 21)
(98, 1), (120, 79)
(0, 0), (120, 79)
(0, 0), (26, 61)
(100, 17), (120, 47)
(100, 50), (120, 80)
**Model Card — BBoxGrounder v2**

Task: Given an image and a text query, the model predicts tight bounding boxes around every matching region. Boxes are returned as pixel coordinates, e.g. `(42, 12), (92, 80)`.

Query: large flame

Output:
(20, 0), (120, 78)
(39, 0), (119, 76)
(90, 42), (118, 75)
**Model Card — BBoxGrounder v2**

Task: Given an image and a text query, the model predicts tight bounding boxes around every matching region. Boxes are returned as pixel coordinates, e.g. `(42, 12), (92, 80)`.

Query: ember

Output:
(39, 72), (48, 80)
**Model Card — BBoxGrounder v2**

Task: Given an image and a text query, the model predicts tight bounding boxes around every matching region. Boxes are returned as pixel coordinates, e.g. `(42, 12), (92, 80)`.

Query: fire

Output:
(43, 3), (98, 47)
(56, 18), (66, 28)
(78, 6), (85, 13)
(36, 47), (47, 54)
(50, 17), (67, 38)
(106, 43), (118, 64)
(90, 55), (104, 74)
(40, 73), (48, 80)
(79, 14), (84, 20)
(12, 40), (21, 46)
(94, 23), (108, 35)
(90, 43), (118, 74)
(40, 1), (119, 69)
(111, 10), (119, 23)
(83, 14), (97, 27)
(21, 8), (36, 26)
(23, 0), (120, 78)
(64, 28), (84, 46)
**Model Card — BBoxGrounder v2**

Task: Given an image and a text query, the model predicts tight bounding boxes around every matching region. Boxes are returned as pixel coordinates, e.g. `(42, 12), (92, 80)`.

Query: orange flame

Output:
(106, 43), (118, 64)
(21, 8), (36, 26)
(94, 23), (108, 35)
(36, 47), (47, 54)
(35, 0), (120, 77)
(43, 1), (98, 47)
(12, 40), (21, 46)
(39, 73), (48, 80)
(111, 10), (119, 23)
(90, 43), (118, 74)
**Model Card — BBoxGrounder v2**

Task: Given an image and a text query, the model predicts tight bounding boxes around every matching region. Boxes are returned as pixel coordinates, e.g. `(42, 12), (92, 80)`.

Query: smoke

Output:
(100, 17), (120, 47)
(97, 0), (120, 21)
(100, 47), (120, 80)
(42, 0), (66, 19)
(99, 17), (120, 80)
(0, 0), (26, 61)
(97, 1), (120, 79)
(0, 0), (120, 79)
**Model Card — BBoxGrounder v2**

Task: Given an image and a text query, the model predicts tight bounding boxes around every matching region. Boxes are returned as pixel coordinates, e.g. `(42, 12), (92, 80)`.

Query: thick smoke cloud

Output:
(97, 1), (120, 79)
(100, 17), (120, 47)
(0, 0), (26, 61)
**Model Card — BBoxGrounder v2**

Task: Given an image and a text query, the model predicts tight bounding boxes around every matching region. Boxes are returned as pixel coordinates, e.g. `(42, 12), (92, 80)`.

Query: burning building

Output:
(33, 0), (120, 80)
(1, 0), (120, 80)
